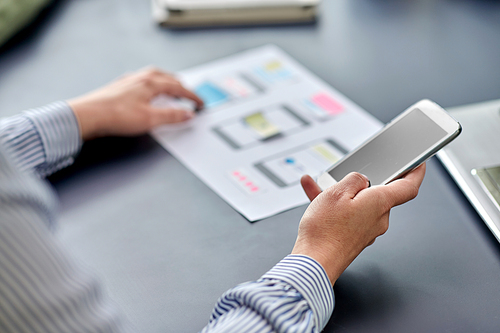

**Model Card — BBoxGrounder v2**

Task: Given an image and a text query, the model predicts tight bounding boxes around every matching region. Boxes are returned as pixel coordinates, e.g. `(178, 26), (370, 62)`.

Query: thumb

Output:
(301, 175), (322, 201)
(150, 107), (195, 125)
(335, 172), (371, 199)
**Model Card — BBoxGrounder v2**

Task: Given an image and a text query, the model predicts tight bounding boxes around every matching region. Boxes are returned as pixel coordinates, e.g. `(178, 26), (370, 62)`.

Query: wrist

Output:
(291, 239), (346, 286)
(67, 97), (109, 141)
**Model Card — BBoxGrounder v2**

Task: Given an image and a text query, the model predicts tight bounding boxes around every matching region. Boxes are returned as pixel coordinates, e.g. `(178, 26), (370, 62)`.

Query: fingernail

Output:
(360, 173), (371, 187)
(183, 110), (194, 121)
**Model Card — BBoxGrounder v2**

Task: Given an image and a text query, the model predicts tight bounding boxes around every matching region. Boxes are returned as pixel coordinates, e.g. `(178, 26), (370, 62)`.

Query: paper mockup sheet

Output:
(151, 45), (383, 221)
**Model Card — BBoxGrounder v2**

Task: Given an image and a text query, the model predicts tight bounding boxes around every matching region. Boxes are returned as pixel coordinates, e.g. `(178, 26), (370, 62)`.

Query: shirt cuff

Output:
(261, 254), (335, 330)
(23, 101), (82, 176)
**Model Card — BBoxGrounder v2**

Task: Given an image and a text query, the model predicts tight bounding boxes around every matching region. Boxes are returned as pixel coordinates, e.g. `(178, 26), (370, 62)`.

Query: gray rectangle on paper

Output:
(254, 163), (287, 188)
(326, 139), (348, 154)
(239, 73), (265, 93)
(282, 105), (310, 126)
(212, 127), (241, 149)
(254, 138), (346, 188)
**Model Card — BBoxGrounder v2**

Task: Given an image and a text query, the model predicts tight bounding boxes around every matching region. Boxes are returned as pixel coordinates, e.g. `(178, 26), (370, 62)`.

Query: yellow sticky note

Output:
(312, 144), (340, 163)
(244, 112), (280, 140)
(265, 60), (283, 72)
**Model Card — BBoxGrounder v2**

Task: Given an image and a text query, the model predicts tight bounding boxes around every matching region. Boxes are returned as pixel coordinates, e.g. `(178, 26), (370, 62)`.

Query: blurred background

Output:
(1, 1), (500, 332)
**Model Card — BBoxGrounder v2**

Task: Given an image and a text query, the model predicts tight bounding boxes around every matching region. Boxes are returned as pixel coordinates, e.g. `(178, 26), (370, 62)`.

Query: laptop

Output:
(437, 99), (500, 242)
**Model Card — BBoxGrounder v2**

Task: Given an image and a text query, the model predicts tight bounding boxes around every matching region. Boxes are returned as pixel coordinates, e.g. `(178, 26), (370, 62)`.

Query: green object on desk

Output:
(0, 0), (53, 46)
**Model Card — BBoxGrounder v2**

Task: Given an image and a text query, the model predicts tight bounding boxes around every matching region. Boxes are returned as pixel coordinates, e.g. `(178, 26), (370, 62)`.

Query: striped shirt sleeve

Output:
(201, 255), (335, 333)
(0, 142), (132, 333)
(0, 101), (82, 177)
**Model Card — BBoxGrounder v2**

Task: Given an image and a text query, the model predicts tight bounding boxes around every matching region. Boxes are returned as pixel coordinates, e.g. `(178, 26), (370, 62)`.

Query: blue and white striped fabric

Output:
(0, 101), (81, 177)
(0, 103), (130, 332)
(202, 255), (334, 332)
(0, 102), (335, 332)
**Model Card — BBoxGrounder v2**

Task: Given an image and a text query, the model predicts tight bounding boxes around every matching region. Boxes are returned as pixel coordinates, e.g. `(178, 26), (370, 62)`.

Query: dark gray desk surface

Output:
(1, 0), (500, 331)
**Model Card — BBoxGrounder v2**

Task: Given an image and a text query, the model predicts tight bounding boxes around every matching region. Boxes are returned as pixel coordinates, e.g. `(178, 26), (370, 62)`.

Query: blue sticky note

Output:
(195, 82), (229, 108)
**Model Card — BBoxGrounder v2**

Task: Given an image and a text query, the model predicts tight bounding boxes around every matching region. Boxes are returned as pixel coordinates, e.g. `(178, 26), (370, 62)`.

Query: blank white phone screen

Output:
(328, 108), (447, 185)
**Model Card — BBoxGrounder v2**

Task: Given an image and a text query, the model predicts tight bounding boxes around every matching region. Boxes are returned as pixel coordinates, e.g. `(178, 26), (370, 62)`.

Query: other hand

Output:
(68, 68), (204, 141)
(292, 164), (426, 285)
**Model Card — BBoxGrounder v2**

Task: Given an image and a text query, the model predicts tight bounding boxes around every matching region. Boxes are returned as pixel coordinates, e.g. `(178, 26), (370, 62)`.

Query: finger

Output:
(138, 66), (177, 80)
(335, 172), (371, 199)
(149, 78), (204, 109)
(150, 68), (181, 85)
(300, 175), (322, 201)
(381, 163), (426, 207)
(137, 69), (200, 104)
(165, 84), (204, 109)
(149, 107), (195, 125)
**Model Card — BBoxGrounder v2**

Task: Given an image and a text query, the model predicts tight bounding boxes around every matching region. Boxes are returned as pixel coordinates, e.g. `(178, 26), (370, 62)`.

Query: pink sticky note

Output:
(311, 93), (344, 115)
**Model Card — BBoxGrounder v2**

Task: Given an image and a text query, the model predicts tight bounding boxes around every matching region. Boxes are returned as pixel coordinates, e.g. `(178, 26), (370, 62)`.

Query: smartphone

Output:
(317, 99), (462, 189)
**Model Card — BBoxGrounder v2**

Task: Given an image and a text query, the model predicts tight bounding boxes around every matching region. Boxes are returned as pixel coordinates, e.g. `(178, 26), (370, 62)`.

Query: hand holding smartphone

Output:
(317, 99), (461, 190)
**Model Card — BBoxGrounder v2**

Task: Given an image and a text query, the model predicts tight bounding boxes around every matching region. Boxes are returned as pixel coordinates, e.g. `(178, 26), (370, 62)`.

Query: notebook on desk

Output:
(152, 0), (320, 27)
(437, 99), (500, 242)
